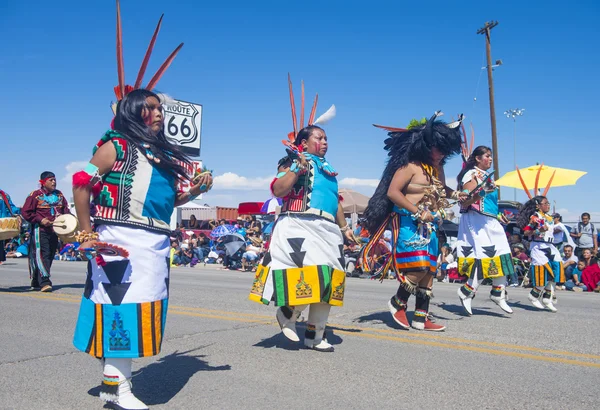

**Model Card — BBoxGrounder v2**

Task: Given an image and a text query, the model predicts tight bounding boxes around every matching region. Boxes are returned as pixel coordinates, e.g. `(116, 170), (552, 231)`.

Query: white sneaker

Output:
(457, 287), (473, 315)
(528, 293), (545, 310)
(276, 307), (300, 342)
(542, 298), (558, 313)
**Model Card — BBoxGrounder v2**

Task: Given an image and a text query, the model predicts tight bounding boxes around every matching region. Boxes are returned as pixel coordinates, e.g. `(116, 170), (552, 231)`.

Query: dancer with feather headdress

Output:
(71, 2), (212, 409)
(515, 167), (565, 312)
(249, 75), (353, 352)
(361, 112), (466, 331)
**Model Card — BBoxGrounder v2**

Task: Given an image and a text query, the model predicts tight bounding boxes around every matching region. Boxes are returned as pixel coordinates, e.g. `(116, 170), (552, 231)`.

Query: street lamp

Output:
(504, 108), (525, 201)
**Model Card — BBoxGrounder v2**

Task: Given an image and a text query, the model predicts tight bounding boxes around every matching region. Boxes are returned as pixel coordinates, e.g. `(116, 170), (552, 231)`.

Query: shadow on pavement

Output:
(353, 311), (409, 330)
(88, 347), (231, 406)
(510, 301), (550, 313)
(435, 301), (509, 318)
(0, 283), (84, 293)
(253, 323), (345, 350)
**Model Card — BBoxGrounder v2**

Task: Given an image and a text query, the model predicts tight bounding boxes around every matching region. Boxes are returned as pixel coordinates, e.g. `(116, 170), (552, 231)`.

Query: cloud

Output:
(339, 177), (380, 188)
(212, 172), (272, 190)
(59, 161), (87, 198)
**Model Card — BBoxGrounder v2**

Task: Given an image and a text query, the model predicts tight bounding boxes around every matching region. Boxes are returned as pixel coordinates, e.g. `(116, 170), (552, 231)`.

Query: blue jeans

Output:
(565, 279), (587, 291)
(193, 248), (204, 260)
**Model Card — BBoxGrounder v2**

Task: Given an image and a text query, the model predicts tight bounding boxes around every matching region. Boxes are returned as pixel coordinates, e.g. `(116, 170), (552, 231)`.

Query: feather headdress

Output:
(110, 0), (184, 114)
(363, 111), (464, 233)
(516, 164), (556, 199)
(281, 74), (336, 149)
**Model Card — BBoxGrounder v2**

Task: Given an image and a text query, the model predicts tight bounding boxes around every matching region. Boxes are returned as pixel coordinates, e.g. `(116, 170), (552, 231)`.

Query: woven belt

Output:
(282, 208), (335, 222)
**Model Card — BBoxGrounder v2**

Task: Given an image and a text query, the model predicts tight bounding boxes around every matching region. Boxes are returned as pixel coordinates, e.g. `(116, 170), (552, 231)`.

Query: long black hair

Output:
(113, 89), (191, 181)
(516, 195), (545, 228)
(456, 145), (492, 189)
(363, 118), (463, 233)
(294, 125), (324, 146)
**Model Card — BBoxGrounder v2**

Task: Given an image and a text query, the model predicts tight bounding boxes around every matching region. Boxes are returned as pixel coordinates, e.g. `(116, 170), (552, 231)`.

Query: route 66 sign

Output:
(163, 99), (203, 156)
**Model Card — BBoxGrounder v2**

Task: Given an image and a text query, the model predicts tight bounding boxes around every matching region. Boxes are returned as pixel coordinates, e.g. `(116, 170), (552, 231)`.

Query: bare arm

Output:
(459, 173), (482, 207)
(272, 155), (307, 198)
(387, 165), (419, 214)
(336, 202), (346, 227)
(272, 166), (299, 198)
(73, 142), (117, 233)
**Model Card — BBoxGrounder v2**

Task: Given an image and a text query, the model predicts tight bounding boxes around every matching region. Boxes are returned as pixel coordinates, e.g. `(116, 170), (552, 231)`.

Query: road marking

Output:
(3, 290), (600, 367)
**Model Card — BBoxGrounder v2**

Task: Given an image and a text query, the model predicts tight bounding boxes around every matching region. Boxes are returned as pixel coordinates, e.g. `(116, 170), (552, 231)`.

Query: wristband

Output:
(340, 225), (351, 233)
(289, 161), (301, 174)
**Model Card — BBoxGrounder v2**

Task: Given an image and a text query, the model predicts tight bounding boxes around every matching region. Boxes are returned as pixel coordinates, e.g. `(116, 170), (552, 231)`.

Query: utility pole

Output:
(477, 21), (500, 197)
(504, 108), (525, 202)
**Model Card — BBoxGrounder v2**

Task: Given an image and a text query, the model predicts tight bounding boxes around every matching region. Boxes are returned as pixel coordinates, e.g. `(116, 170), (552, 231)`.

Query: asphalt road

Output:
(1, 259), (599, 409)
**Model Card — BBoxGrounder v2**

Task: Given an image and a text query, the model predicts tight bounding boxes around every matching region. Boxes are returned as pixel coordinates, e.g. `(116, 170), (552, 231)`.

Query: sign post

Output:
(163, 99), (203, 157)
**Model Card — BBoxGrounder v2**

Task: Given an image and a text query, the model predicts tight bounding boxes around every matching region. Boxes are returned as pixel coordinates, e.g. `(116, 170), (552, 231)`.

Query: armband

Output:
(73, 163), (101, 187)
(276, 172), (287, 178)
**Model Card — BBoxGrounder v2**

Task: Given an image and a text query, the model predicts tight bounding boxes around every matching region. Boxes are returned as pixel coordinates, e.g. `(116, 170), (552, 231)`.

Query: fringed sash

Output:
(359, 213), (400, 281)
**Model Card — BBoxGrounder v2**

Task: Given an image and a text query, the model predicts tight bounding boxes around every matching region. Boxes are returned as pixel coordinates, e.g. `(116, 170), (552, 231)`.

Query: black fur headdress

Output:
(363, 111), (463, 233)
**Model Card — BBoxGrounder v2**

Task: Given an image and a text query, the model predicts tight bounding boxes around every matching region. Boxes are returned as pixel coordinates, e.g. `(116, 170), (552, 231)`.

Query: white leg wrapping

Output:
(542, 282), (557, 312)
(304, 303), (333, 352)
(102, 358), (148, 410)
(490, 277), (513, 314)
(276, 305), (308, 342)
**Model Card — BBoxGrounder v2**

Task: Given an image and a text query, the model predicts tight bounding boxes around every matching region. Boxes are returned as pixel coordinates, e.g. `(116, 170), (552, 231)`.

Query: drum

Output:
(53, 214), (79, 243)
(0, 217), (20, 240)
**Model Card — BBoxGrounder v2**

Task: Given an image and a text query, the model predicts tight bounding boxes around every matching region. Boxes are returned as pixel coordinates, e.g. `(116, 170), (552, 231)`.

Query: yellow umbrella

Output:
(496, 164), (586, 198)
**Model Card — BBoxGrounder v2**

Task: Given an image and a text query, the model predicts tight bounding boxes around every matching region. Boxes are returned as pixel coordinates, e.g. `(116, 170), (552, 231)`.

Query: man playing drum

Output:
(21, 171), (70, 292)
(0, 188), (21, 265)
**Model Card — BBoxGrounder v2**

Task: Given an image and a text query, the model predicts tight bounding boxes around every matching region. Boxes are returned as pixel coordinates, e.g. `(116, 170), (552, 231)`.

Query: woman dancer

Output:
(71, 5), (212, 409)
(455, 146), (514, 315)
(249, 75), (352, 352)
(362, 112), (465, 331)
(517, 195), (564, 312)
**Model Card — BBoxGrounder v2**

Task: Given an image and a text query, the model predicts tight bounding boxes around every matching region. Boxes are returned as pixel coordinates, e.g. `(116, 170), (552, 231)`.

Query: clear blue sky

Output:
(1, 0), (599, 222)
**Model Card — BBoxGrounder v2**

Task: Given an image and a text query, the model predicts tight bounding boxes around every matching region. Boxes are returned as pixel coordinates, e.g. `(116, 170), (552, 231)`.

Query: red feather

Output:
(146, 43), (184, 91)
(135, 14), (163, 89)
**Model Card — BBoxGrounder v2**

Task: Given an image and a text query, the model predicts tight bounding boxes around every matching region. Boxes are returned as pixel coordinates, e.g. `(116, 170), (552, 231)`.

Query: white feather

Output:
(313, 104), (336, 125)
(155, 93), (176, 105)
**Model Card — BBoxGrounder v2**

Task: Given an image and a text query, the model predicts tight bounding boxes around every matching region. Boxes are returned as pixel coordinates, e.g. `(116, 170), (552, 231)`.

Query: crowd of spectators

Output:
(169, 214), (268, 271)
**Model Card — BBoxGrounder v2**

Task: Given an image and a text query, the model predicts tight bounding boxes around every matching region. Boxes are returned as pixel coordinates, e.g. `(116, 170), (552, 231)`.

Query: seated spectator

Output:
(565, 260), (588, 292)
(247, 215), (262, 236)
(171, 240), (191, 266)
(6, 233), (30, 258)
(436, 243), (454, 282)
(580, 248), (597, 267)
(509, 234), (527, 252)
(511, 245), (529, 286)
(188, 214), (200, 229)
(581, 262), (600, 292)
(562, 245), (578, 278)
